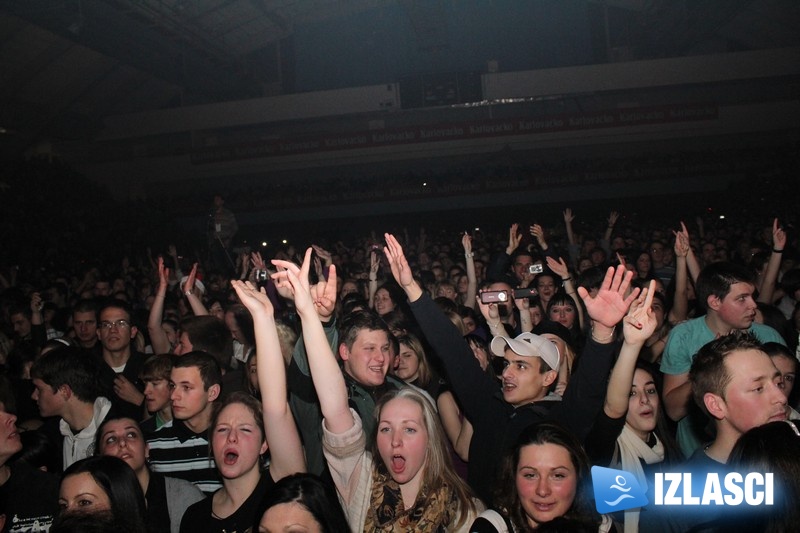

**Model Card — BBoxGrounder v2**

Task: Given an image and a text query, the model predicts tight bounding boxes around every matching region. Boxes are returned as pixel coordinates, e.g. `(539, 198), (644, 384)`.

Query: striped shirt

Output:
(146, 419), (221, 495)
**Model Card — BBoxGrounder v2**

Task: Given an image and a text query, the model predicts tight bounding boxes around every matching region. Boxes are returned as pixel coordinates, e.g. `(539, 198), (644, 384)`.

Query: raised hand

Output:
(272, 248), (314, 315)
(310, 263), (338, 322)
(369, 250), (380, 277)
(772, 218), (786, 251)
(607, 211), (619, 227)
(312, 245), (332, 266)
(563, 208), (575, 224)
(183, 263), (198, 294)
(462, 232), (473, 255)
(673, 222), (690, 258)
(384, 233), (422, 301)
(231, 280), (274, 317)
(157, 257), (170, 293)
(578, 265), (639, 329)
(476, 292), (501, 323)
(622, 280), (657, 346)
(546, 256), (570, 279)
(248, 251), (264, 271)
(506, 223), (522, 254)
(530, 224), (547, 248)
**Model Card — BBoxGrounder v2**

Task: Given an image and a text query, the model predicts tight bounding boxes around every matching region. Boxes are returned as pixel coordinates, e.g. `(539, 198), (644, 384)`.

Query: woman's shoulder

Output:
(178, 493), (214, 531)
(469, 509), (512, 533)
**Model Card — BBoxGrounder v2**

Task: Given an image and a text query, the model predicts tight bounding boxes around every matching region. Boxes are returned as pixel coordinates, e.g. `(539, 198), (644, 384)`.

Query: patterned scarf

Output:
(363, 463), (457, 532)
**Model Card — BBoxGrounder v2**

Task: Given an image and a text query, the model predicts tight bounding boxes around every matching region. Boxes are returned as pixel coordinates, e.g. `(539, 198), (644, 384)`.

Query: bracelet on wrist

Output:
(369, 277), (377, 282)
(184, 290), (193, 296)
(773, 248), (784, 253)
(591, 324), (616, 343)
(562, 277), (572, 283)
(465, 252), (474, 258)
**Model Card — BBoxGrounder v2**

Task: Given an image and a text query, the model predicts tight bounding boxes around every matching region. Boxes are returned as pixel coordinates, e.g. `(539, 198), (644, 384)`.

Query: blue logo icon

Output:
(591, 466), (649, 514)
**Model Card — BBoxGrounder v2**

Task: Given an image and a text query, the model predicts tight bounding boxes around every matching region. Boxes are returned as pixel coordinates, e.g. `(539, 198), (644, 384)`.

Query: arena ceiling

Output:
(0, 0), (799, 162)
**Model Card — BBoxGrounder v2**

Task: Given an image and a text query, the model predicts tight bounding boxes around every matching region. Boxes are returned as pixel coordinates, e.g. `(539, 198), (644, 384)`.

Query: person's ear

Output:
(542, 369), (558, 388)
(207, 384), (221, 402)
(704, 393), (726, 420)
(338, 343), (350, 362)
(260, 440), (269, 456)
(707, 294), (722, 312)
(59, 384), (73, 400)
(130, 325), (139, 340)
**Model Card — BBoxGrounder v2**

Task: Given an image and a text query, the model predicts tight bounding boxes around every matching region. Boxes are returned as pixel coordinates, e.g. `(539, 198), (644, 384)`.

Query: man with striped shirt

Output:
(146, 351), (222, 494)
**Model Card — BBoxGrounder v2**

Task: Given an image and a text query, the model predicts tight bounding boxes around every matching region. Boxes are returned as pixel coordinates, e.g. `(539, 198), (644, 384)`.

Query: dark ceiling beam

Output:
(2, 0), (263, 102)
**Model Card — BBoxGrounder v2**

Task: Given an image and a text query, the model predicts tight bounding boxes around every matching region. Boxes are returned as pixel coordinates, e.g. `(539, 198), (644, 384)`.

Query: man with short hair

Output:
(96, 300), (146, 420)
(71, 298), (100, 353)
(385, 233), (630, 502)
(8, 304), (33, 344)
(174, 315), (240, 397)
(661, 262), (785, 456)
(146, 351), (222, 494)
(138, 354), (174, 436)
(689, 332), (787, 465)
(289, 303), (404, 477)
(643, 332), (788, 533)
(30, 347), (113, 471)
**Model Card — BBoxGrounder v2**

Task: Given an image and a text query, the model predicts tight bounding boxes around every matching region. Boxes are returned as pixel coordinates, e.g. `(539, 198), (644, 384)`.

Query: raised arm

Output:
(547, 256), (584, 330)
(231, 280), (305, 479)
(367, 251), (380, 308)
(603, 211), (619, 243)
(462, 232), (477, 309)
(604, 281), (657, 419)
(505, 223), (522, 256)
(148, 257), (173, 354)
(167, 244), (183, 281)
(563, 208), (576, 245)
(530, 223), (549, 253)
(757, 218), (786, 304)
(182, 263), (209, 316)
(272, 250), (353, 434)
(668, 223), (690, 325)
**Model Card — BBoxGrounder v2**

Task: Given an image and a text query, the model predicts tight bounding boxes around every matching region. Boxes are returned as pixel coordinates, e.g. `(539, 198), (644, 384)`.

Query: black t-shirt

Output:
(0, 461), (60, 533)
(179, 473), (273, 533)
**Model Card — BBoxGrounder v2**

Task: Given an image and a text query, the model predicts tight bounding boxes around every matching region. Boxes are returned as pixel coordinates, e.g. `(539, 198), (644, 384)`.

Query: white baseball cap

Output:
(490, 332), (560, 371)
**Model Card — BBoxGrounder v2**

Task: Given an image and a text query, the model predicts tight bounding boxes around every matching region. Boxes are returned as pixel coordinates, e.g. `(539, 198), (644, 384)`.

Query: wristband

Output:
(591, 325), (616, 343)
(465, 252), (474, 258)
(773, 248), (783, 253)
(184, 290), (193, 296)
(562, 277), (572, 283)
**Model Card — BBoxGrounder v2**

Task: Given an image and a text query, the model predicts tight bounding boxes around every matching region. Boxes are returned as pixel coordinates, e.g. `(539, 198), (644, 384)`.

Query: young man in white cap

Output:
(384, 233), (638, 502)
(490, 332), (561, 407)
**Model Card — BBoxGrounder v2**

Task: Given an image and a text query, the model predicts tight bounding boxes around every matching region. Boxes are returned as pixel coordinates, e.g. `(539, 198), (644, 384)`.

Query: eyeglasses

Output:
(99, 319), (131, 330)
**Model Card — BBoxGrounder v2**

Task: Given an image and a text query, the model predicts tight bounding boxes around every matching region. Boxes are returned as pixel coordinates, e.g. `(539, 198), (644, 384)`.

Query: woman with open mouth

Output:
(272, 248), (483, 532)
(584, 280), (683, 532)
(178, 280), (306, 532)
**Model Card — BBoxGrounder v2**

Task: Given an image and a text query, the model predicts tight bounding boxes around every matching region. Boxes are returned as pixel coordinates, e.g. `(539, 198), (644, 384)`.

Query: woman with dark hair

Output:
(225, 303), (256, 369)
(546, 293), (583, 347)
(253, 473), (349, 533)
(633, 251), (655, 281)
(57, 455), (148, 533)
(584, 281), (682, 532)
(716, 419), (800, 533)
(97, 416), (204, 533)
(471, 422), (608, 532)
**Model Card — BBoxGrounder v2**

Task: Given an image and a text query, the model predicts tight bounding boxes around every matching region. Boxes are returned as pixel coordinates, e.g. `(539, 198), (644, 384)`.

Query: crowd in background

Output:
(0, 157), (798, 532)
